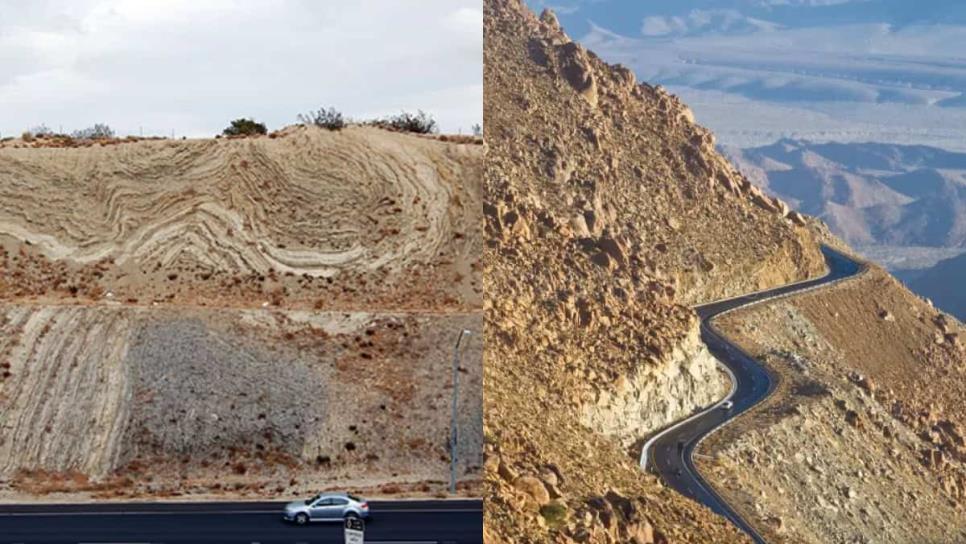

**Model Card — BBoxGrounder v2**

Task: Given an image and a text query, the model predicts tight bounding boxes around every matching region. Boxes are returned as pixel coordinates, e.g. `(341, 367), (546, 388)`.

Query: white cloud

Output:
(0, 0), (482, 137)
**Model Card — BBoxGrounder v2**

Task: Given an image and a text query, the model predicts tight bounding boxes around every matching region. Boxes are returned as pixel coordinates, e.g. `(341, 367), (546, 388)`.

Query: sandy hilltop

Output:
(0, 125), (483, 501)
(0, 126), (481, 311)
(483, 0), (965, 542)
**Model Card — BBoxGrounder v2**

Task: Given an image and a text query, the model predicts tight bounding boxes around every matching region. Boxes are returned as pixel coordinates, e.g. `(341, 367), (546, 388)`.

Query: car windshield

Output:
(304, 493), (322, 505)
(348, 494), (363, 503)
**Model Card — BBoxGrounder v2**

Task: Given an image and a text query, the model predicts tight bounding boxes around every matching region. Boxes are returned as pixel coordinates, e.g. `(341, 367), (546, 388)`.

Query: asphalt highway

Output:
(645, 245), (864, 544)
(0, 499), (482, 544)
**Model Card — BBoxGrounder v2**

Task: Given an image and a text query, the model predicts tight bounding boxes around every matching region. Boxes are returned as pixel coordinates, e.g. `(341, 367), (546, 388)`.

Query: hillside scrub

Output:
(72, 124), (115, 140)
(369, 110), (439, 134)
(223, 118), (268, 136)
(298, 107), (346, 131)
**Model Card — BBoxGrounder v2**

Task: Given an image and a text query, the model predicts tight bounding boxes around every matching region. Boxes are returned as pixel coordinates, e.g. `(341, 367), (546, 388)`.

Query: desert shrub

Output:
(222, 118), (267, 136)
(371, 110), (438, 134)
(21, 132), (34, 143)
(298, 107), (346, 130)
(539, 501), (568, 528)
(72, 124), (115, 140)
(28, 125), (54, 138)
(472, 123), (482, 137)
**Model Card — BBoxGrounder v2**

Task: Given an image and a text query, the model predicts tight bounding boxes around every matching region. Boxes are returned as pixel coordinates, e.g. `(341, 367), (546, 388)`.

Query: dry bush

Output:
(298, 107), (346, 130)
(223, 118), (267, 137)
(367, 110), (438, 134)
(72, 124), (115, 140)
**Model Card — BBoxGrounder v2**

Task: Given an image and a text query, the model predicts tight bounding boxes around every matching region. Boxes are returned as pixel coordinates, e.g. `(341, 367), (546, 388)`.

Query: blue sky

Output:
(527, 0), (966, 38)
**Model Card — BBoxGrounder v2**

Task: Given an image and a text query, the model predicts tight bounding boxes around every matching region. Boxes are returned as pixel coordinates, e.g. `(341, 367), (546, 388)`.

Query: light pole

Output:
(449, 329), (472, 494)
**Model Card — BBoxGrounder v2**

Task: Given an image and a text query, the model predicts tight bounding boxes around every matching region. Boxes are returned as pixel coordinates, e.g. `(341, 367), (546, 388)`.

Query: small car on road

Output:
(721, 400), (734, 411)
(283, 492), (369, 525)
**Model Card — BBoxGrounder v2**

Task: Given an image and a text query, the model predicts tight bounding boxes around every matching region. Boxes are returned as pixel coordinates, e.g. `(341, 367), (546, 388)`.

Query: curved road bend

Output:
(0, 499), (482, 544)
(644, 246), (864, 544)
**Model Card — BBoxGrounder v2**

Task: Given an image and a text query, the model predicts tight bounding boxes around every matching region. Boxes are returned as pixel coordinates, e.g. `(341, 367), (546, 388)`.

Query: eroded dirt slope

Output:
(0, 308), (482, 500)
(483, 1), (825, 542)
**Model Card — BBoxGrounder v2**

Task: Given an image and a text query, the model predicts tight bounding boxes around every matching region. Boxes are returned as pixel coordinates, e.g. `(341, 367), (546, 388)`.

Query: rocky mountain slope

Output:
(483, 1), (824, 541)
(0, 126), (483, 501)
(700, 266), (966, 542)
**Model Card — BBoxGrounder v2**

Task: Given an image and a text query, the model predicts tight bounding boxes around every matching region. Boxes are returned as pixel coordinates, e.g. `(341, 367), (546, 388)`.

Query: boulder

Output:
(498, 460), (518, 482)
(591, 251), (615, 270)
(514, 475), (551, 506)
(774, 197), (790, 217)
(597, 237), (627, 268)
(556, 42), (598, 108)
(572, 214), (591, 238)
(484, 454), (499, 474)
(845, 409), (863, 429)
(539, 8), (561, 30)
(626, 520), (655, 544)
(613, 64), (636, 90)
(752, 193), (779, 213)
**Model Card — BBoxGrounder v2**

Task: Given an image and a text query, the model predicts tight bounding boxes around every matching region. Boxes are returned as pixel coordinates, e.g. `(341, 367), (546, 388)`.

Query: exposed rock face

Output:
(484, 0), (825, 542)
(0, 126), (482, 311)
(582, 326), (727, 447)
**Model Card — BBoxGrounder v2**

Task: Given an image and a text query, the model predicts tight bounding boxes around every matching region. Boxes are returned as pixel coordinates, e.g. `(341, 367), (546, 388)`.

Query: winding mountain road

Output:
(642, 246), (865, 544)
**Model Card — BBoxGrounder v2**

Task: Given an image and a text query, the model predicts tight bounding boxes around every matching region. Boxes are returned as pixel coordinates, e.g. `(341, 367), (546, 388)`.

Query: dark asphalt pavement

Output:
(648, 246), (864, 544)
(0, 499), (482, 544)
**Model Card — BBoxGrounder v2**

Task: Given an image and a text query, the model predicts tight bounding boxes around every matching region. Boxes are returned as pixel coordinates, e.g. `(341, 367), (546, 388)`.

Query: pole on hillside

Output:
(449, 329), (471, 494)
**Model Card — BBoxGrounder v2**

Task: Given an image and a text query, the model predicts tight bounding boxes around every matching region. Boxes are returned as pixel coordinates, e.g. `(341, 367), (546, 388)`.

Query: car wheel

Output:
(295, 513), (309, 525)
(346, 511), (360, 520)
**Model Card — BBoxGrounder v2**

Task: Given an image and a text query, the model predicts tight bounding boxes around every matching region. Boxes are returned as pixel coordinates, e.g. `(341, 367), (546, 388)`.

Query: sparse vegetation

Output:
(298, 107), (346, 131)
(369, 110), (438, 134)
(28, 125), (54, 138)
(222, 118), (267, 137)
(539, 501), (568, 528)
(72, 124), (115, 140)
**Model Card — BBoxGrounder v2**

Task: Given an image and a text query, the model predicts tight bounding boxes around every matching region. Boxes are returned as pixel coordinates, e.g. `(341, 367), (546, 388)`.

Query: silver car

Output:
(283, 492), (370, 525)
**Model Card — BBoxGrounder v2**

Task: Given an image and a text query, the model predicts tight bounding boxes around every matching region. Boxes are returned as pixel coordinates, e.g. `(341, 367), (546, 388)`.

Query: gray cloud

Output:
(0, 0), (482, 137)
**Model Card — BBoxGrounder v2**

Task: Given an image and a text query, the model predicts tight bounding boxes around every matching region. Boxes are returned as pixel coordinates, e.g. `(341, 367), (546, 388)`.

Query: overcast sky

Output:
(0, 0), (482, 137)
